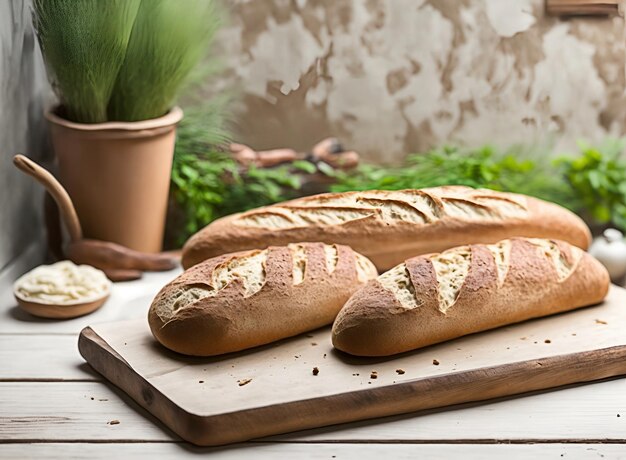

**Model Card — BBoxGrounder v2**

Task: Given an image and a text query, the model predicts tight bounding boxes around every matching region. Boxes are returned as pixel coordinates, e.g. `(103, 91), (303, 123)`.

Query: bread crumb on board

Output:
(370, 371), (378, 379)
(395, 369), (405, 375)
(544, 339), (551, 344)
(237, 378), (252, 386)
(312, 367), (319, 376)
(198, 380), (204, 383)
(108, 420), (120, 425)
(432, 359), (440, 366)
(596, 319), (608, 325)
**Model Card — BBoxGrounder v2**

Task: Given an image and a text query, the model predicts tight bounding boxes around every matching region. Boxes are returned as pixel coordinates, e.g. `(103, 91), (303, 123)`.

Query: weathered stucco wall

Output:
(214, 0), (626, 162)
(0, 0), (49, 270)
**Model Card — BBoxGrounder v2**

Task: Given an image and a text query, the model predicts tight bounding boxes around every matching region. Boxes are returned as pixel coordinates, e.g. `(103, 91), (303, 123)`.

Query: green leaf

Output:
(588, 170), (601, 189)
(591, 205), (612, 223)
(292, 160), (317, 174)
(317, 162), (335, 177)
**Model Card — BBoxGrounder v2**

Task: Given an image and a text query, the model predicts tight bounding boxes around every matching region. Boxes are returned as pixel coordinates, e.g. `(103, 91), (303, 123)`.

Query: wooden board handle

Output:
(13, 154), (83, 243)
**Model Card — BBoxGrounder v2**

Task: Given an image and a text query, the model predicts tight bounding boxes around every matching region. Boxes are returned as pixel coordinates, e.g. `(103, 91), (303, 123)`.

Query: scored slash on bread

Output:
(182, 186), (592, 271)
(331, 238), (610, 357)
(148, 243), (377, 356)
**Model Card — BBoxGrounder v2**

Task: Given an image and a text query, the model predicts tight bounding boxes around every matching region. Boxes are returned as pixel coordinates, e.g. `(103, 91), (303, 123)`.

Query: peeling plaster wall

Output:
(212, 0), (626, 162)
(0, 0), (49, 270)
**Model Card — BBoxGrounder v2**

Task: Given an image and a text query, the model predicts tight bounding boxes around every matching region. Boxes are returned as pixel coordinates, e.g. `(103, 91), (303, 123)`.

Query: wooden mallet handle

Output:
(13, 154), (83, 243)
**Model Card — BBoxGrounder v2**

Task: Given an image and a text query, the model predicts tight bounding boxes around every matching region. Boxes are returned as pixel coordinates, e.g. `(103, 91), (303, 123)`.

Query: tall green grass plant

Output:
(33, 0), (220, 123)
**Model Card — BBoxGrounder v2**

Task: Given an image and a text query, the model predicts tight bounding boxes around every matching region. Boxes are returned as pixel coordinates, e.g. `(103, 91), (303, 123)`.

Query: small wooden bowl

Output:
(14, 292), (109, 319)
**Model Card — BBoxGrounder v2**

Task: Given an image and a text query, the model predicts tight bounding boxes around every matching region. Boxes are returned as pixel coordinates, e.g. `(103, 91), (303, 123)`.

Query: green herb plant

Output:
(172, 130), (626, 244)
(170, 108), (305, 245)
(557, 139), (626, 230)
(329, 145), (577, 209)
(32, 0), (219, 123)
(171, 153), (304, 245)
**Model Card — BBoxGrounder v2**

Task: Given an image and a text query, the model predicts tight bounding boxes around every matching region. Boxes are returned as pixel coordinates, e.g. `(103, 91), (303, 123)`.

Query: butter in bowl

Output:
(13, 261), (111, 319)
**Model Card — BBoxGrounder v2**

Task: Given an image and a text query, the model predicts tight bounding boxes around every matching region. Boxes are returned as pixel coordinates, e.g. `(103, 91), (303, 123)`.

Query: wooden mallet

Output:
(13, 154), (178, 281)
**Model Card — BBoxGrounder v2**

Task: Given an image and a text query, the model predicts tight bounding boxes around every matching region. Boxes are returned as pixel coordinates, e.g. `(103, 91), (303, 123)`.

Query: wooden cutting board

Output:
(79, 285), (626, 446)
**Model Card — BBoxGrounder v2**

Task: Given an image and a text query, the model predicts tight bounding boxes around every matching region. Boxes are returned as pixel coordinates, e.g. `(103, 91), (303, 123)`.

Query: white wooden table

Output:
(2, 245), (626, 459)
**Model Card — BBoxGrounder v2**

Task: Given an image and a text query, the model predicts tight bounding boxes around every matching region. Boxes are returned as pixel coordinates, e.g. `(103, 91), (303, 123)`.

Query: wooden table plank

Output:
(0, 382), (175, 442)
(0, 335), (98, 381)
(1, 379), (625, 443)
(1, 443), (625, 459)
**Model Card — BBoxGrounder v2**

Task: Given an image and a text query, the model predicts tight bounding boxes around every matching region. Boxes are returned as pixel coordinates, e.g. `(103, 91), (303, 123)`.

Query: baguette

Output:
(149, 242), (377, 356)
(331, 238), (610, 357)
(182, 186), (591, 271)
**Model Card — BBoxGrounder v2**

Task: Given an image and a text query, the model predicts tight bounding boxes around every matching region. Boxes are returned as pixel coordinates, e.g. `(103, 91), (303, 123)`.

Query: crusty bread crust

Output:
(331, 238), (610, 357)
(148, 243), (377, 356)
(181, 187), (592, 271)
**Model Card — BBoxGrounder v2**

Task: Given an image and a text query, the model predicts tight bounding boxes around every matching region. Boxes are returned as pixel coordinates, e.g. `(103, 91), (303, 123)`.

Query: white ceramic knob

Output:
(589, 228), (626, 282)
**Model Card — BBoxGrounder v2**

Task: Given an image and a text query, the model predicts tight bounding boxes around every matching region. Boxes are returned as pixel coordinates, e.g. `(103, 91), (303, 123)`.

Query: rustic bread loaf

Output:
(332, 238), (610, 357)
(181, 186), (592, 271)
(149, 242), (377, 356)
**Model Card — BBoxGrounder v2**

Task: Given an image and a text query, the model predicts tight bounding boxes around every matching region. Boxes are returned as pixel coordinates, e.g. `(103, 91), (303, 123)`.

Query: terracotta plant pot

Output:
(45, 107), (183, 253)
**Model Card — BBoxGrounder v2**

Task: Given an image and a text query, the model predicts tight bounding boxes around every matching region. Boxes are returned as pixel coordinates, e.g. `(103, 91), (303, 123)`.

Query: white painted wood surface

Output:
(1, 443), (626, 460)
(2, 379), (626, 442)
(2, 252), (626, 457)
(0, 335), (97, 381)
